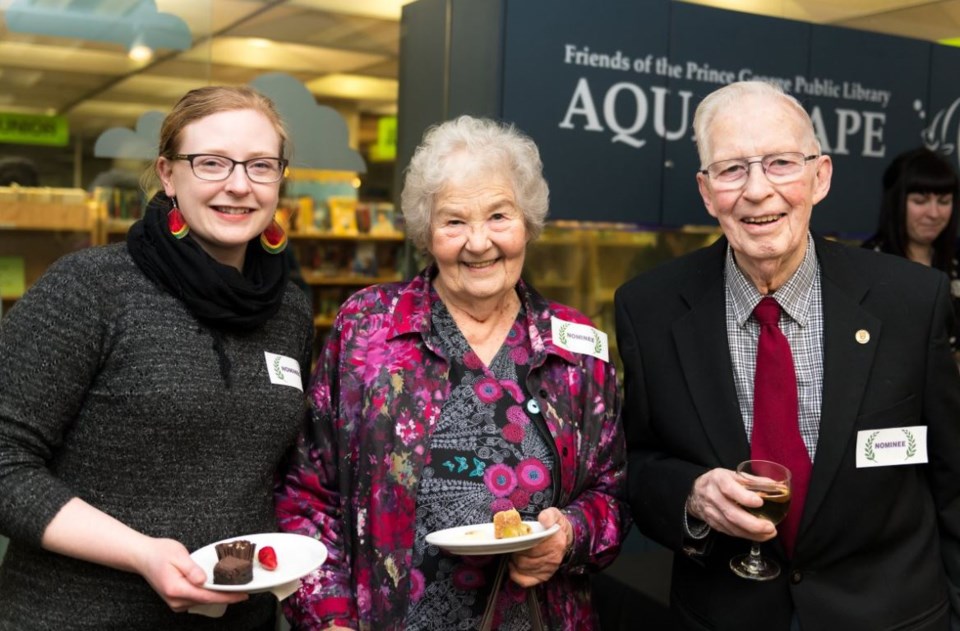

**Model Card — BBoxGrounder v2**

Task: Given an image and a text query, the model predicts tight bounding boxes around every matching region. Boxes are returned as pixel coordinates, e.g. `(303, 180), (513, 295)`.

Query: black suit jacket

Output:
(615, 234), (960, 631)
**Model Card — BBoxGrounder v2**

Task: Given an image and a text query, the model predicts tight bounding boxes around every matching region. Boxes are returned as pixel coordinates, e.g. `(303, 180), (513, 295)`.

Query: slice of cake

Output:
(493, 508), (532, 539)
(213, 555), (253, 585)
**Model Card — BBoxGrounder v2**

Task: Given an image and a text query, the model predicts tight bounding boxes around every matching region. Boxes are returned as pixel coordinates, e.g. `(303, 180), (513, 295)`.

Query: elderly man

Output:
(615, 80), (960, 630)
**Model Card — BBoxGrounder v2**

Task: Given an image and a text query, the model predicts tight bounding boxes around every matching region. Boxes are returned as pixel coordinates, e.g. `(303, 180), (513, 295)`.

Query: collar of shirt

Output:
(725, 233), (819, 329)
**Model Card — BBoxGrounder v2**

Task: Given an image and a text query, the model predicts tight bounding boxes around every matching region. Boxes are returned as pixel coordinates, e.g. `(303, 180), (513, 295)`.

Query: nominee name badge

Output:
(264, 351), (303, 391)
(855, 426), (928, 468)
(551, 316), (609, 362)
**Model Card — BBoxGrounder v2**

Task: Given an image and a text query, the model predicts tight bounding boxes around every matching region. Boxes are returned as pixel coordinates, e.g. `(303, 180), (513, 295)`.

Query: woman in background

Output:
(0, 86), (312, 629)
(863, 146), (960, 355)
(278, 115), (628, 630)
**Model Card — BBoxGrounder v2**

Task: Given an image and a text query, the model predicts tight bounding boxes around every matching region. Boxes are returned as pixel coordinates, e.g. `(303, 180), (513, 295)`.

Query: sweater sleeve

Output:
(0, 253), (106, 546)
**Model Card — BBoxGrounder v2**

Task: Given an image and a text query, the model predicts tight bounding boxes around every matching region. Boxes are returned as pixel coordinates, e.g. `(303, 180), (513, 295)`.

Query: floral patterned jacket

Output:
(276, 267), (628, 630)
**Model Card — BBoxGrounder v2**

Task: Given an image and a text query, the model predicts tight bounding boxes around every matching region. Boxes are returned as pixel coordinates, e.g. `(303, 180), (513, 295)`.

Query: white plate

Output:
(190, 532), (327, 593)
(425, 521), (560, 555)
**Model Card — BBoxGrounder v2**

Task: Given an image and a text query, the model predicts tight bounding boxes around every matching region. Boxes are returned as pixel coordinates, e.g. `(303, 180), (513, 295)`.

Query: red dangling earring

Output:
(167, 197), (189, 239)
(260, 218), (287, 254)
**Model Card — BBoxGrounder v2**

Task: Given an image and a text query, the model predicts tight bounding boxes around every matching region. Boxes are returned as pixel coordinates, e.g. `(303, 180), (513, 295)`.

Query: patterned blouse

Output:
(404, 298), (554, 630)
(276, 267), (628, 630)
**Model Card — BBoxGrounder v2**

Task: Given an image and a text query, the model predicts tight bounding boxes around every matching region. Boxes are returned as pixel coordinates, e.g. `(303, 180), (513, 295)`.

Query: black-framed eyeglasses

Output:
(172, 153), (288, 184)
(699, 152), (819, 190)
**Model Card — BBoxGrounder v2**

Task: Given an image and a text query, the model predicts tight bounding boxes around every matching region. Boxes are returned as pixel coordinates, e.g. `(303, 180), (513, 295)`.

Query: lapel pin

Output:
(855, 329), (870, 344)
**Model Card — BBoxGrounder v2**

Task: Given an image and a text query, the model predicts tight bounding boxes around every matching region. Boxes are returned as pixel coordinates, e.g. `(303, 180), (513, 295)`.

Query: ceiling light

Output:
(128, 43), (154, 62)
(248, 38), (272, 48)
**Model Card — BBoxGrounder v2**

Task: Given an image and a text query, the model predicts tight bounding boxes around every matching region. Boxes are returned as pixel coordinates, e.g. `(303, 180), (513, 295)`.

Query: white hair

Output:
(400, 115), (550, 251)
(693, 80), (821, 166)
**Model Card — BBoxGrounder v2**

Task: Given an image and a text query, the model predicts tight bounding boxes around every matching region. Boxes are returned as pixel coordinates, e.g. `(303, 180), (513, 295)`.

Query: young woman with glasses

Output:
(0, 86), (312, 630)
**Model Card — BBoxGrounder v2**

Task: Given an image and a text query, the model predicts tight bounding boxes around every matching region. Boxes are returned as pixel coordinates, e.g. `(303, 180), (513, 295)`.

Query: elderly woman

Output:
(863, 147), (960, 355)
(277, 115), (628, 630)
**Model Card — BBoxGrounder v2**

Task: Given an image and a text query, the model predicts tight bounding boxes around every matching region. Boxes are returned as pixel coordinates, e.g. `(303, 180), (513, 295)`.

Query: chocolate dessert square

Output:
(213, 555), (253, 585)
(215, 540), (255, 561)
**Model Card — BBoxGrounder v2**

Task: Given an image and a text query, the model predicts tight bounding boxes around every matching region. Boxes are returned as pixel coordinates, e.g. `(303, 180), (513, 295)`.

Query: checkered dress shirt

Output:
(725, 235), (824, 460)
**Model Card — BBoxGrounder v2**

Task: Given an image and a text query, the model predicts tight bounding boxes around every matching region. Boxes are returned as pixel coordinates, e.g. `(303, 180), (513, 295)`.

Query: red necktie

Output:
(749, 296), (811, 558)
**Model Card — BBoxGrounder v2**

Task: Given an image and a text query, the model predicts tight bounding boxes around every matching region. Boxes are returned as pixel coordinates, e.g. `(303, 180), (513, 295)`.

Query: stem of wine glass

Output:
(744, 544), (764, 574)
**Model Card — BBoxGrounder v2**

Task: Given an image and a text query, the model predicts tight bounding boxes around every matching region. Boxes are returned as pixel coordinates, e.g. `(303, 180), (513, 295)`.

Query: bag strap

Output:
(526, 587), (546, 631)
(479, 557), (546, 631)
(479, 557), (509, 631)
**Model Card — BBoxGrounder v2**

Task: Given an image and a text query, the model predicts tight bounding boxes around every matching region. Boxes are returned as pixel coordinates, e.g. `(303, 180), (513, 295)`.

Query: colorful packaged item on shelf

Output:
(328, 197), (358, 235)
(355, 202), (372, 233)
(352, 243), (378, 276)
(369, 202), (400, 235)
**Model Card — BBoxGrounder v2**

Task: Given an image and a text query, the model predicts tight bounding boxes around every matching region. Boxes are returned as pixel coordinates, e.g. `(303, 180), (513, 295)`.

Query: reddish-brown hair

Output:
(157, 85), (288, 160)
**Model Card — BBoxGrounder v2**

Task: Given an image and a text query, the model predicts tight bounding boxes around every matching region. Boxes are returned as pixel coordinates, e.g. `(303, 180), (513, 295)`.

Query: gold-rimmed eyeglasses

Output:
(699, 152), (819, 190)
(172, 153), (288, 184)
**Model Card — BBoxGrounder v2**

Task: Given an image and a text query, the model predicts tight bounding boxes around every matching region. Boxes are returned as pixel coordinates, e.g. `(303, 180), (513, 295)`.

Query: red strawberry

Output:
(257, 546), (277, 571)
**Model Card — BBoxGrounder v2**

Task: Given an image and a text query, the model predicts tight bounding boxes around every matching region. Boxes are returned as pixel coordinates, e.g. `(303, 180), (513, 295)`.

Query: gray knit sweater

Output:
(0, 244), (313, 630)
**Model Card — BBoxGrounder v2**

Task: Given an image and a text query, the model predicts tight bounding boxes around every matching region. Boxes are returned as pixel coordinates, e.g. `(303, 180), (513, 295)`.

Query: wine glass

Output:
(729, 459), (791, 581)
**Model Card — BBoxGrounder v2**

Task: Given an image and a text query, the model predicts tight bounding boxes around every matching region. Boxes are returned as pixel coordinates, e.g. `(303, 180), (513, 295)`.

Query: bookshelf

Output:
(0, 184), (722, 377)
(289, 229), (407, 349)
(0, 187), (96, 314)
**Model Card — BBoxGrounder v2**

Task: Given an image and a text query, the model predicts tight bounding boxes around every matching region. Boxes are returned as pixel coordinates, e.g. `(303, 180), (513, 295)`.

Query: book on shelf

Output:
(352, 242), (378, 276)
(355, 202), (371, 233)
(285, 171), (357, 232)
(92, 186), (144, 220)
(0, 256), (25, 298)
(367, 202), (401, 235)
(328, 197), (358, 235)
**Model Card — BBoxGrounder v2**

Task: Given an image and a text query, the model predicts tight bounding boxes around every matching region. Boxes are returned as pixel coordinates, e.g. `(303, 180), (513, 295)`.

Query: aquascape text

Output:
(557, 78), (887, 158)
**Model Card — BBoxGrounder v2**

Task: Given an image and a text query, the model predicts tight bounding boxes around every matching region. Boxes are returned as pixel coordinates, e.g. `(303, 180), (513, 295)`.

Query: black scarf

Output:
(127, 192), (289, 386)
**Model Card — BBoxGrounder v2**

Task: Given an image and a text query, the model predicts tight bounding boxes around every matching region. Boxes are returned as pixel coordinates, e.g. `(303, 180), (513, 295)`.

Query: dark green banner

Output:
(0, 112), (69, 147)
